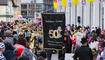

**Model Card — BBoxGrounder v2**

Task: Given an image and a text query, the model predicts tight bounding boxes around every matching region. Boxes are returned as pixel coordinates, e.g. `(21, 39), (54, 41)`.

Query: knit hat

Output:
(0, 43), (5, 50)
(81, 38), (88, 44)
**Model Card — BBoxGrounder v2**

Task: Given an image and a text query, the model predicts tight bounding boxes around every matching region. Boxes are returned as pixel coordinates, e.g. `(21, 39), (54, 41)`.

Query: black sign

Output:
(42, 13), (65, 49)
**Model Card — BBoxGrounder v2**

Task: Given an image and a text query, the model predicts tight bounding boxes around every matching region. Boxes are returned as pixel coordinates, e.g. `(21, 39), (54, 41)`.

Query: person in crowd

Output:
(74, 38), (93, 60)
(89, 39), (99, 51)
(46, 50), (53, 60)
(18, 56), (29, 60)
(97, 36), (104, 47)
(0, 42), (6, 60)
(4, 30), (14, 45)
(58, 46), (65, 60)
(76, 26), (83, 49)
(96, 27), (101, 36)
(14, 37), (35, 60)
(102, 47), (105, 60)
(13, 31), (19, 44)
(64, 29), (72, 53)
(3, 42), (17, 60)
(24, 30), (31, 43)
(63, 25), (72, 53)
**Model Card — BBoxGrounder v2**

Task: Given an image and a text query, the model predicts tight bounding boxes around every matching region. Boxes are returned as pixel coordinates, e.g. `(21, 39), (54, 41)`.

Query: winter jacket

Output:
(74, 46), (93, 60)
(20, 48), (35, 60)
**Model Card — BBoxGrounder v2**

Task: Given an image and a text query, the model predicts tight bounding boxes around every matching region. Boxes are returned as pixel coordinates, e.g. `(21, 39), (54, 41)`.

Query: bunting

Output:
(73, 0), (78, 5)
(68, 0), (72, 7)
(53, 0), (58, 9)
(99, 0), (105, 2)
(58, 0), (62, 9)
(82, 0), (86, 5)
(62, 0), (67, 7)
(87, 0), (95, 2)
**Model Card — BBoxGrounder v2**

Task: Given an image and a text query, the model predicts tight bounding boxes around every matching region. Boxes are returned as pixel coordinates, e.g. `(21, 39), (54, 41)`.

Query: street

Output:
(50, 53), (74, 60)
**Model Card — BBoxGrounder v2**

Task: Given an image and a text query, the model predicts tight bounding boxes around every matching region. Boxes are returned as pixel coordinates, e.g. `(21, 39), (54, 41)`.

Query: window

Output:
(21, 4), (27, 9)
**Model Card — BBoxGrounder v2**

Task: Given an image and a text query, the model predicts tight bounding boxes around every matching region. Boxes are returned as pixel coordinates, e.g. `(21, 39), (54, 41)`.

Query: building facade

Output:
(0, 0), (21, 22)
(56, 1), (105, 29)
(36, 0), (54, 12)
(21, 2), (36, 19)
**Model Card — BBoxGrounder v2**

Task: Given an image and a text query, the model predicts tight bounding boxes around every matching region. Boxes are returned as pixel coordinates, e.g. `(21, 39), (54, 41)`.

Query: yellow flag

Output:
(87, 0), (95, 2)
(73, 0), (78, 5)
(62, 0), (67, 7)
(53, 0), (58, 9)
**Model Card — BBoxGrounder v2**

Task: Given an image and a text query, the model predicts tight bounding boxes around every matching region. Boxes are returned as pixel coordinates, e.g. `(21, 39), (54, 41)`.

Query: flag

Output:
(53, 0), (58, 9)
(82, 0), (86, 5)
(87, 0), (95, 2)
(73, 0), (78, 5)
(99, 0), (102, 2)
(58, 0), (62, 9)
(67, 0), (72, 7)
(62, 0), (67, 7)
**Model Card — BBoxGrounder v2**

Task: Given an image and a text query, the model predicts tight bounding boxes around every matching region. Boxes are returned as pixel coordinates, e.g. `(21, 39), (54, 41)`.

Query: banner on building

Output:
(62, 0), (67, 7)
(82, 0), (86, 5)
(42, 13), (65, 49)
(58, 0), (62, 9)
(53, 0), (58, 9)
(73, 0), (78, 5)
(87, 0), (95, 2)
(67, 0), (72, 7)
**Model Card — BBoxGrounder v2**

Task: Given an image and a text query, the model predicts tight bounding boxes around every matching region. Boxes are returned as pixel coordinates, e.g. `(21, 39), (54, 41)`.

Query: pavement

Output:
(50, 53), (74, 60)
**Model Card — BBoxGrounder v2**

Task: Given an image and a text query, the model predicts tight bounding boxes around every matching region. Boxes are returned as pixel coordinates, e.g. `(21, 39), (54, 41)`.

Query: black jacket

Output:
(74, 46), (93, 60)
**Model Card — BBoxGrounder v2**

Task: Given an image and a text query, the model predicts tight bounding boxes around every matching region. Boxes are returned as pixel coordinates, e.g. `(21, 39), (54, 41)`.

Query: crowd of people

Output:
(0, 20), (45, 60)
(0, 20), (104, 60)
(64, 24), (105, 60)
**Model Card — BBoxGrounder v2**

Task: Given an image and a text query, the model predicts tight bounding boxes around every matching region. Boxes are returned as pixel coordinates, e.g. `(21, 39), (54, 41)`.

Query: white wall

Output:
(56, 1), (104, 28)
(36, 0), (44, 3)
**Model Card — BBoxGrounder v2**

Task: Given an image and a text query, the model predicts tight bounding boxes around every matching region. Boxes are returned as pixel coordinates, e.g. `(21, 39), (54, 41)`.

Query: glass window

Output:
(21, 4), (27, 9)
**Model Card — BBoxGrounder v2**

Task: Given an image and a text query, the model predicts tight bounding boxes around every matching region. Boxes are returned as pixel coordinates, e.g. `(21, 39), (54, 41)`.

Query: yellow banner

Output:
(62, 0), (67, 7)
(87, 0), (95, 2)
(53, 0), (58, 9)
(73, 0), (78, 5)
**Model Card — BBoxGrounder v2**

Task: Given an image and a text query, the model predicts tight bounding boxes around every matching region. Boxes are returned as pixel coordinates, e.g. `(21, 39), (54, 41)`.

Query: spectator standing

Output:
(0, 42), (6, 60)
(74, 38), (93, 60)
